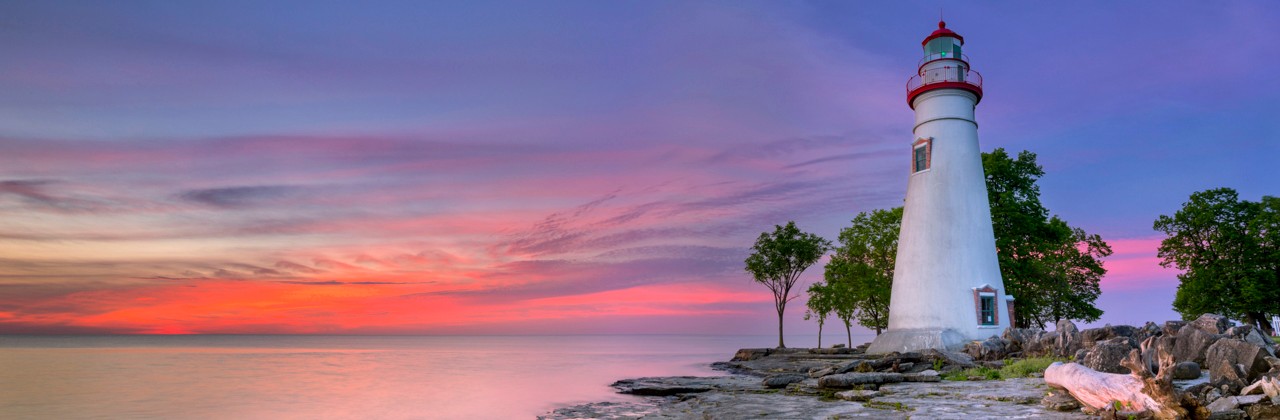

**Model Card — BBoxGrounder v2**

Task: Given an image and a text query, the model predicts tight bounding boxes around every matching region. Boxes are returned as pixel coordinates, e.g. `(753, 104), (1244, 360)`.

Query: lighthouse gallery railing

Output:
(906, 66), (983, 95)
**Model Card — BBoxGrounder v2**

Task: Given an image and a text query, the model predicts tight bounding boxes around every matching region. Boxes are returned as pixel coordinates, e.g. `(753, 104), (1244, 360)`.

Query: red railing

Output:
(906, 65), (983, 95)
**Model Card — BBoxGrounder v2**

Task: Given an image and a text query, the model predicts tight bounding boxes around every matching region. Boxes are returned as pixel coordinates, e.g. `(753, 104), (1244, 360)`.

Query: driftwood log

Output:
(1045, 336), (1189, 419)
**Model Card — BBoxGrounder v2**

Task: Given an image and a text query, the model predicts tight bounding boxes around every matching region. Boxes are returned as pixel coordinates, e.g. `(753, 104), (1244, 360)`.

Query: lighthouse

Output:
(866, 21), (1013, 354)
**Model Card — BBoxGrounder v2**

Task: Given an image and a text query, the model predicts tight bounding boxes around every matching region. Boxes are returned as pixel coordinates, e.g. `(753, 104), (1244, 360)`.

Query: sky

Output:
(1, 1), (1277, 336)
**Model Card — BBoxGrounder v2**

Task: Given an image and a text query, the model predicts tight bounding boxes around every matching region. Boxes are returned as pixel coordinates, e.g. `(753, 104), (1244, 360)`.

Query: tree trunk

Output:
(1247, 312), (1275, 336)
(817, 322), (823, 348)
(875, 327), (882, 335)
(1044, 336), (1189, 419)
(777, 310), (786, 349)
(845, 322), (852, 348)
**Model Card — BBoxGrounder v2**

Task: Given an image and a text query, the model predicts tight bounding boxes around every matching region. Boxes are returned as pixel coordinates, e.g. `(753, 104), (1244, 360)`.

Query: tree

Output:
(804, 281), (834, 348)
(983, 148), (1109, 328)
(1154, 188), (1279, 335)
(824, 207), (901, 338)
(1252, 196), (1280, 335)
(745, 221), (831, 349)
(1038, 217), (1110, 325)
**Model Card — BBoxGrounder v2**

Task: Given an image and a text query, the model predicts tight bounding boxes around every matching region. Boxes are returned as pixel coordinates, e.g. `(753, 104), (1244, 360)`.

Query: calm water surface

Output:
(0, 335), (842, 419)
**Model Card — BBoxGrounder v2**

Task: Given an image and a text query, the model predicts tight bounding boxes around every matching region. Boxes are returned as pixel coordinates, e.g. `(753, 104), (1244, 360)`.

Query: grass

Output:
(1001, 357), (1062, 378)
(1272, 335), (1279, 344)
(941, 356), (1064, 381)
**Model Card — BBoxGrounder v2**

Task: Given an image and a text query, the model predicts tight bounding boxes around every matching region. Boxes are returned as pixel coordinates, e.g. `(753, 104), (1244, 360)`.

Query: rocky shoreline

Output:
(542, 315), (1279, 419)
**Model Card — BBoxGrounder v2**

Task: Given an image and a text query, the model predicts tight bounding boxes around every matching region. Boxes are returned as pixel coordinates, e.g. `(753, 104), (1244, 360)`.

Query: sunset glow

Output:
(2, 2), (1277, 335)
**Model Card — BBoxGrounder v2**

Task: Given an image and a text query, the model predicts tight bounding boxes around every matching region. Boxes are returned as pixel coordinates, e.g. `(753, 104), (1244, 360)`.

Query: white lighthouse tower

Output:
(866, 20), (1013, 354)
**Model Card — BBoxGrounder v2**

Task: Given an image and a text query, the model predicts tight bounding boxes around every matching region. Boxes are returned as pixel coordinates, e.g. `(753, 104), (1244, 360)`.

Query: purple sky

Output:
(0, 1), (1276, 336)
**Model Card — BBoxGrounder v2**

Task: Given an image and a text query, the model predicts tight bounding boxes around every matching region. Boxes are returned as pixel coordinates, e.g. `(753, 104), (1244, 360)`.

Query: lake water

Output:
(0, 334), (864, 419)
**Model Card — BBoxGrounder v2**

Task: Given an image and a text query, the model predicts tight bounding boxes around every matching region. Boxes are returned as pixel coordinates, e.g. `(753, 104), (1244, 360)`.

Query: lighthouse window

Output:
(913, 146), (927, 172)
(926, 39), (946, 55)
(980, 296), (996, 325)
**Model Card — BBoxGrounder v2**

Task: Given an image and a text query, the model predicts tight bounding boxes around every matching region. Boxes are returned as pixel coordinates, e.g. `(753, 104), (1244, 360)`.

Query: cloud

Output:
(180, 185), (306, 209)
(0, 179), (108, 212)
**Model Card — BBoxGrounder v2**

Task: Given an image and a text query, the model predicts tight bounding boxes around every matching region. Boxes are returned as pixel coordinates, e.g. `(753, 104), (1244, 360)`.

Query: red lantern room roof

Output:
(922, 20), (963, 46)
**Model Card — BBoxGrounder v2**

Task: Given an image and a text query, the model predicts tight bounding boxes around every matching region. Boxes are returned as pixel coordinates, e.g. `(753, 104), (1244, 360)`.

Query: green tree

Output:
(1038, 217), (1110, 325)
(1252, 196), (1280, 335)
(804, 281), (835, 348)
(983, 148), (1109, 328)
(745, 221), (831, 348)
(824, 207), (902, 339)
(1154, 188), (1279, 335)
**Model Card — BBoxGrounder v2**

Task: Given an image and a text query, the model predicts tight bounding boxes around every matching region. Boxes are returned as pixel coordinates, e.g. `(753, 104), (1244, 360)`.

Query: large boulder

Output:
(1226, 325), (1276, 357)
(1171, 361), (1201, 380)
(1051, 319), (1082, 358)
(1139, 321), (1162, 341)
(1080, 324), (1139, 349)
(920, 348), (976, 369)
(1079, 337), (1134, 374)
(1164, 320), (1187, 337)
(963, 335), (1010, 361)
(817, 372), (904, 389)
(1002, 327), (1047, 355)
(1205, 338), (1272, 385)
(1173, 324), (1222, 365)
(1190, 313), (1232, 335)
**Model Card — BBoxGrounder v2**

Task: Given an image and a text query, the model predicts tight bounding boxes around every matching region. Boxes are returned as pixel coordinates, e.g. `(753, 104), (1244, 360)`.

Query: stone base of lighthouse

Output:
(865, 328), (968, 354)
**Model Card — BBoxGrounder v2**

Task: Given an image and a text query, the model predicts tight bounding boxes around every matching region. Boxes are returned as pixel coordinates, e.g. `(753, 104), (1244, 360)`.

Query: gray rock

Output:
(1052, 319), (1082, 358)
(1206, 409), (1246, 420)
(1071, 348), (1088, 363)
(1241, 328), (1276, 356)
(817, 372), (904, 389)
(964, 335), (1009, 361)
(920, 348), (976, 369)
(762, 374), (807, 389)
(1041, 391), (1081, 411)
(1207, 395), (1244, 412)
(1211, 395), (1265, 413)
(835, 360), (869, 374)
(1205, 338), (1271, 384)
(611, 377), (716, 396)
(1172, 361), (1202, 380)
(1191, 313), (1232, 335)
(1245, 403), (1280, 420)
(784, 381), (828, 396)
(1266, 356), (1280, 371)
(1207, 388), (1224, 403)
(1165, 320), (1187, 337)
(808, 366), (835, 378)
(1080, 326), (1112, 348)
(902, 370), (941, 382)
(1080, 325), (1141, 348)
(1080, 337), (1133, 374)
(1002, 327), (1047, 355)
(1139, 321), (1162, 340)
(1174, 324), (1222, 365)
(835, 389), (882, 402)
(732, 348), (773, 361)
